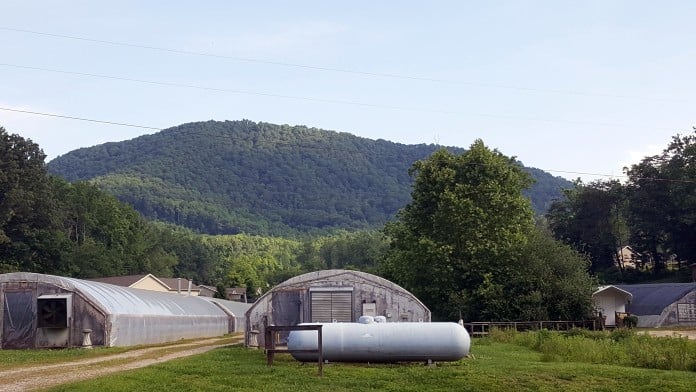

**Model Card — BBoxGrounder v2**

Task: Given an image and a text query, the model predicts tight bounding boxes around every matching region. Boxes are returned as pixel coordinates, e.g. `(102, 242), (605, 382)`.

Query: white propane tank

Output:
(287, 322), (470, 362)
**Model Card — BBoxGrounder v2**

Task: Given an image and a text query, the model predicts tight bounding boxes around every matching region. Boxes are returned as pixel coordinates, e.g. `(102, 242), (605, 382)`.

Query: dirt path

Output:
(643, 330), (696, 340)
(0, 336), (242, 392)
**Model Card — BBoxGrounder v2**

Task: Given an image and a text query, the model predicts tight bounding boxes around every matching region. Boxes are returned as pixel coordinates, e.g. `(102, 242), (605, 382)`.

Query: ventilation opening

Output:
(310, 288), (353, 323)
(37, 295), (72, 328)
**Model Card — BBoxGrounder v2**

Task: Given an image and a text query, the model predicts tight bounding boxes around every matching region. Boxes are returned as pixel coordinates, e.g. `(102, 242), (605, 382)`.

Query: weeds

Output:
(485, 328), (696, 371)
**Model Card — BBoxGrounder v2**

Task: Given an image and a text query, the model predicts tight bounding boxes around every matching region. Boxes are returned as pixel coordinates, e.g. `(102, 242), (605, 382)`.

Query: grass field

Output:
(0, 346), (131, 371)
(42, 333), (696, 392)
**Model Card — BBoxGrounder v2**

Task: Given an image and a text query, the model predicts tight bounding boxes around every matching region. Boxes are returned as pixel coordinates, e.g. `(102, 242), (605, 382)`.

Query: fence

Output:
(264, 324), (324, 376)
(462, 320), (598, 337)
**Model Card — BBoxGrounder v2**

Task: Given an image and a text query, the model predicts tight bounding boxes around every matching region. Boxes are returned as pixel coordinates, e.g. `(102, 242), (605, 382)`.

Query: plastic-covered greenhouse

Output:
(0, 272), (245, 349)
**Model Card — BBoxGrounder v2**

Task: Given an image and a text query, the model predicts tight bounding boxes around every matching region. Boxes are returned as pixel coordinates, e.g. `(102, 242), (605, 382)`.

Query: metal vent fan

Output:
(37, 297), (69, 328)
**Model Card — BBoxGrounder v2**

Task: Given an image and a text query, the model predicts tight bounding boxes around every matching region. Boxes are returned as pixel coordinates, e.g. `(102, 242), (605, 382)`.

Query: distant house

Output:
(89, 274), (170, 292)
(225, 287), (248, 302)
(198, 285), (218, 298)
(89, 274), (202, 296)
(616, 246), (643, 269)
(158, 277), (201, 296)
(592, 285), (633, 327)
(616, 283), (696, 327)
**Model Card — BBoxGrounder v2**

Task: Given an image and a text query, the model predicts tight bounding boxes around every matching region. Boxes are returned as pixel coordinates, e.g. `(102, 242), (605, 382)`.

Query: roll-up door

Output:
(310, 289), (352, 322)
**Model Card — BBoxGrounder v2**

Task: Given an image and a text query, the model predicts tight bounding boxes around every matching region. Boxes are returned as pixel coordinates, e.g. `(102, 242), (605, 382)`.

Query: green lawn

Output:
(0, 336), (239, 371)
(0, 346), (130, 371)
(44, 340), (696, 392)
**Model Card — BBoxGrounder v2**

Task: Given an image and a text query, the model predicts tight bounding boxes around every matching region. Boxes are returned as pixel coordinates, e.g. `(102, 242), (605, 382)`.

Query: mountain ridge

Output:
(48, 120), (571, 235)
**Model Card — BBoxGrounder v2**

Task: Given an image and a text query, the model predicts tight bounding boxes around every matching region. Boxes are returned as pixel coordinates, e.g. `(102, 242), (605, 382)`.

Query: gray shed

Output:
(616, 283), (696, 328)
(0, 272), (235, 349)
(245, 269), (430, 347)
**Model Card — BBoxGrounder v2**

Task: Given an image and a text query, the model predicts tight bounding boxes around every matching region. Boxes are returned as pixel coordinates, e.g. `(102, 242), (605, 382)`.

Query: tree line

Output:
(7, 124), (693, 322)
(47, 120), (571, 236)
(546, 130), (696, 283)
(1, 127), (388, 292)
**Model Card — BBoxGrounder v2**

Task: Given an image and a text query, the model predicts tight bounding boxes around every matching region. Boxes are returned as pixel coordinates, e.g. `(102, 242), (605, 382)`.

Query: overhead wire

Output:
(1, 28), (691, 183)
(4, 105), (694, 184)
(0, 63), (631, 129)
(0, 26), (682, 103)
(0, 107), (160, 130)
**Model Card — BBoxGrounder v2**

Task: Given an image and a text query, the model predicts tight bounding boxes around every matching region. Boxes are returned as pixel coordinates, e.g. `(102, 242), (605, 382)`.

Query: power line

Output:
(0, 26), (681, 103)
(0, 107), (161, 130)
(0, 63), (631, 129)
(5, 105), (693, 184)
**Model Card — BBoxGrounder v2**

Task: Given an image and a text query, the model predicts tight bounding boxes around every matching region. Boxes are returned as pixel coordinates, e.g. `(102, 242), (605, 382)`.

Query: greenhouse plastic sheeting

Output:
(2, 290), (36, 348)
(0, 272), (230, 347)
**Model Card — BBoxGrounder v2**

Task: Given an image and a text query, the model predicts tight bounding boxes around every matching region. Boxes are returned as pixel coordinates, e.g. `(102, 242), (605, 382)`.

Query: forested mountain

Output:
(48, 120), (571, 235)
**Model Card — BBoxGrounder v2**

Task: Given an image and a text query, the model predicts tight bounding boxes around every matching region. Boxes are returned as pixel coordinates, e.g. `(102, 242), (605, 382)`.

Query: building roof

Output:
(158, 277), (201, 292)
(593, 285), (633, 300)
(200, 296), (252, 316)
(616, 283), (696, 316)
(88, 274), (152, 287)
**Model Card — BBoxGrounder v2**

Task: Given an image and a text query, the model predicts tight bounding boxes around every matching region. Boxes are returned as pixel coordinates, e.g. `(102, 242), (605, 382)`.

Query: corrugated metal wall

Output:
(310, 291), (352, 322)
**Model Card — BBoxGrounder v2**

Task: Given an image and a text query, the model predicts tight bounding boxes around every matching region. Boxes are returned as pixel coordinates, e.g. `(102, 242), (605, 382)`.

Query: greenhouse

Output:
(0, 272), (236, 349)
(200, 296), (252, 333)
(245, 269), (430, 347)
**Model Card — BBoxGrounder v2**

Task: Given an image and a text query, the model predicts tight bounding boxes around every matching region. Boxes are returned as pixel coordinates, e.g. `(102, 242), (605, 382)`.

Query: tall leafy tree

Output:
(510, 228), (595, 321)
(546, 180), (626, 273)
(53, 180), (178, 278)
(626, 130), (696, 270)
(382, 141), (535, 320)
(0, 127), (58, 273)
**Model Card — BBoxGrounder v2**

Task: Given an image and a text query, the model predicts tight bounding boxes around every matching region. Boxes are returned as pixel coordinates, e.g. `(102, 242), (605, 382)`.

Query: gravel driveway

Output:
(0, 336), (242, 392)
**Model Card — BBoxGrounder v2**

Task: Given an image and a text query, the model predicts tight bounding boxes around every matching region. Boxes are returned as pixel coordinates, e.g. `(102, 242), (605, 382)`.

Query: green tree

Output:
(626, 130), (696, 270)
(546, 180), (626, 273)
(0, 127), (59, 273)
(382, 141), (535, 320)
(317, 230), (387, 273)
(508, 228), (596, 320)
(52, 180), (177, 278)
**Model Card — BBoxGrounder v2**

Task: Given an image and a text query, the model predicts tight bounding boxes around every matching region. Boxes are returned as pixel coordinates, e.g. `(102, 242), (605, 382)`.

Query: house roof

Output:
(226, 287), (247, 295)
(593, 285), (633, 300)
(616, 283), (696, 316)
(158, 277), (200, 292)
(88, 274), (151, 287)
(618, 245), (640, 253)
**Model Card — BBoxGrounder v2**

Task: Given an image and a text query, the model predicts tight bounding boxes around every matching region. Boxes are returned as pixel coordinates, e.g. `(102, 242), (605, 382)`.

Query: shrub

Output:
(624, 315), (638, 329)
(484, 328), (696, 371)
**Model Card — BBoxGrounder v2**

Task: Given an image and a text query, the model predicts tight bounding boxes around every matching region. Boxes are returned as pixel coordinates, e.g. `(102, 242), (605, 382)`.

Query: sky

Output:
(1, 1), (695, 182)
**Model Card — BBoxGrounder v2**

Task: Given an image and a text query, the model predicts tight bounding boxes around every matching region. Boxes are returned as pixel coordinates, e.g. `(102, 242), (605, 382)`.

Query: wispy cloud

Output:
(617, 143), (664, 174)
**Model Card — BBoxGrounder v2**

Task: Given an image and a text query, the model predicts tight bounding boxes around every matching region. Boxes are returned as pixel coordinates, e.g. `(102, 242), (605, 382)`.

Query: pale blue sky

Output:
(2, 1), (694, 181)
